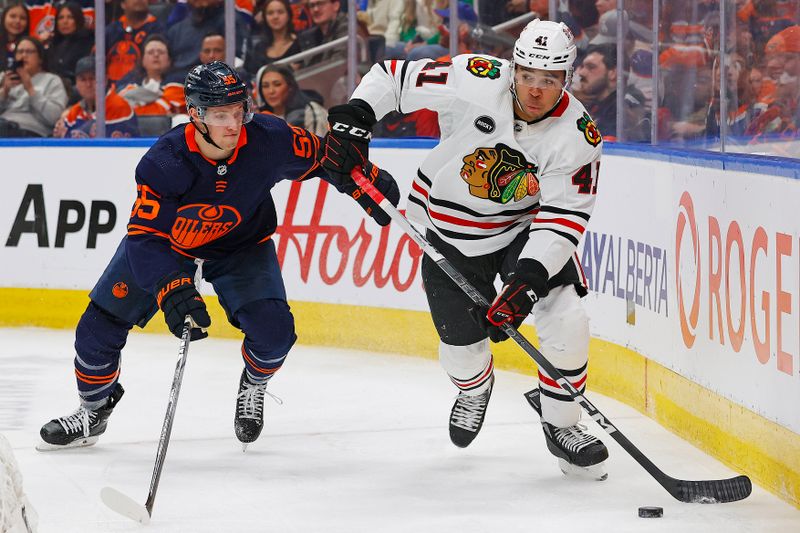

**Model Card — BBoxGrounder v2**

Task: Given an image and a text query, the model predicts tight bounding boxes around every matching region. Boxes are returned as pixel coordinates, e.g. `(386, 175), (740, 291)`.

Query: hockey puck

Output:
(638, 506), (663, 518)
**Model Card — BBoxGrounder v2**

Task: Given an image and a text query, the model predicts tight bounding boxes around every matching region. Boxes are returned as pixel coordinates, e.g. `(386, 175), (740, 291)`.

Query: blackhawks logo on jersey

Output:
(466, 56), (502, 79)
(460, 143), (539, 204)
(577, 112), (602, 147)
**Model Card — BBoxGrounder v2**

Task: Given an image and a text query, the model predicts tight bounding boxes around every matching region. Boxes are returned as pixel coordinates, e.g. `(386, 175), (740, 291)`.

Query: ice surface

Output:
(1, 328), (798, 532)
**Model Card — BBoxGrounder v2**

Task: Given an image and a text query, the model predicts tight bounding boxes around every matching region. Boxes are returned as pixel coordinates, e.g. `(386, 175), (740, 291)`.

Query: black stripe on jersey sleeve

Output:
(416, 169), (432, 187)
(539, 205), (591, 221)
(529, 227), (580, 246)
(398, 61), (409, 114)
(378, 61), (388, 74)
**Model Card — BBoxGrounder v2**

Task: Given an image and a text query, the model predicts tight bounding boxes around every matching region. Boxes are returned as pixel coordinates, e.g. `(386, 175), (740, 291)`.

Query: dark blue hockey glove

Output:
(468, 259), (549, 342)
(156, 272), (211, 340)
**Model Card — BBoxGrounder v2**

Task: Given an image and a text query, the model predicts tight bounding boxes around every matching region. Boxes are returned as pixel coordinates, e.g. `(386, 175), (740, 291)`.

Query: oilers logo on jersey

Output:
(460, 143), (539, 204)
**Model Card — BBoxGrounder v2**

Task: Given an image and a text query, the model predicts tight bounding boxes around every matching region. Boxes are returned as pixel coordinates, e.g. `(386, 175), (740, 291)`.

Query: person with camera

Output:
(0, 35), (67, 137)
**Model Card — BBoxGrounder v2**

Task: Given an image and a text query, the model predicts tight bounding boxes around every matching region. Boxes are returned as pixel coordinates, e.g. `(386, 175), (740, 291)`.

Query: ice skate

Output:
(524, 388), (608, 480)
(234, 370), (269, 450)
(449, 376), (494, 448)
(37, 384), (124, 451)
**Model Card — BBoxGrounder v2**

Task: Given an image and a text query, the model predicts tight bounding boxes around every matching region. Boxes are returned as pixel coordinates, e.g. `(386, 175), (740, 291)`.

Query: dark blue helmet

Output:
(185, 61), (253, 123)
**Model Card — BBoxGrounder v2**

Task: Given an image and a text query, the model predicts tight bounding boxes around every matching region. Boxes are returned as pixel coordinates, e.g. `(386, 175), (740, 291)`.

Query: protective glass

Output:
(514, 69), (565, 90)
(198, 98), (254, 127)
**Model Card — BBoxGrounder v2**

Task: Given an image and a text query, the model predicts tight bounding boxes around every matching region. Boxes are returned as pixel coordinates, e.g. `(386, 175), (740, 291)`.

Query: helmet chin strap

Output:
(189, 116), (224, 151)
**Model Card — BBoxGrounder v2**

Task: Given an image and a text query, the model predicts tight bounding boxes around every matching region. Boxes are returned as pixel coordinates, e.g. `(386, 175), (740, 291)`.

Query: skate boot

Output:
(234, 370), (269, 451)
(524, 388), (608, 480)
(38, 384), (125, 451)
(448, 375), (494, 448)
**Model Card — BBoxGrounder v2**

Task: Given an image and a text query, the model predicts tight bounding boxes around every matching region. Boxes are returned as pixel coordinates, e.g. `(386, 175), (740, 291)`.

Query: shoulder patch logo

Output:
(466, 56), (502, 79)
(460, 143), (539, 204)
(577, 112), (602, 147)
(474, 116), (495, 134)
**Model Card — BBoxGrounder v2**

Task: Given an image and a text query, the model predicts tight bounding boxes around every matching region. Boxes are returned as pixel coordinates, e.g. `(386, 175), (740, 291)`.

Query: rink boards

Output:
(0, 139), (798, 507)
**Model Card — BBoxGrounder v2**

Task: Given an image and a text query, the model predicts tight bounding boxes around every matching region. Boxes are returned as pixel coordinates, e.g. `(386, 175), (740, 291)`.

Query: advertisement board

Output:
(1, 143), (798, 434)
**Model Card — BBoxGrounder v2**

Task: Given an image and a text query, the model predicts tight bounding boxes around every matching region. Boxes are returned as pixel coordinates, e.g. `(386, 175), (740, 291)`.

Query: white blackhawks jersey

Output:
(351, 54), (603, 278)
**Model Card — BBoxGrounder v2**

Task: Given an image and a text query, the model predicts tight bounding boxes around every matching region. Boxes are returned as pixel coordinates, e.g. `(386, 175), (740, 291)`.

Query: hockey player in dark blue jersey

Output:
(38, 61), (400, 450)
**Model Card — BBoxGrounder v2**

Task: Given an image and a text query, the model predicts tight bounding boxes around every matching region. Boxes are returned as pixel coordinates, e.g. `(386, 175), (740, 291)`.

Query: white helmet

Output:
(513, 19), (578, 87)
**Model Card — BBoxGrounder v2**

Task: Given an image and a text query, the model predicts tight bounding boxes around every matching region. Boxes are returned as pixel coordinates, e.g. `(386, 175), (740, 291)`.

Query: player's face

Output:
(193, 102), (245, 152)
(513, 66), (565, 122)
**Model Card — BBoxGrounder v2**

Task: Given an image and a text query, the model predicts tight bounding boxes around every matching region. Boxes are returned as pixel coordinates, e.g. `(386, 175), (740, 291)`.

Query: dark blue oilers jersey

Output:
(125, 113), (325, 292)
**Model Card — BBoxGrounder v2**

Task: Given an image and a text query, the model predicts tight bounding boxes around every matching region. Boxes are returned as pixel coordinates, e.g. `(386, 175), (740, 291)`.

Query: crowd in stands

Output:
(0, 0), (797, 154)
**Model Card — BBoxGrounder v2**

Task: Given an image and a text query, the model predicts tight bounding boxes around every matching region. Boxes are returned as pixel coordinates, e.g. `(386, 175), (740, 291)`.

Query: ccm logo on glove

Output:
(331, 122), (372, 140)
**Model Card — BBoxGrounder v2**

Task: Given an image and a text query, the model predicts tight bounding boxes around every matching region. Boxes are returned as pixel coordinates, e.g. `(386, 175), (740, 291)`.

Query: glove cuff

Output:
(348, 99), (377, 127)
(512, 259), (550, 299)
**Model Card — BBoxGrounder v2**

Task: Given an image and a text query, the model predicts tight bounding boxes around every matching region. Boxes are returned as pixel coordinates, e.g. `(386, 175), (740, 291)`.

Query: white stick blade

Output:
(100, 486), (151, 524)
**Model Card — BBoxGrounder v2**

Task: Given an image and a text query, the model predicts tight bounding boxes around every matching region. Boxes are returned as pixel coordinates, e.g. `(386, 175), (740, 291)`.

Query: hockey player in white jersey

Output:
(322, 19), (607, 478)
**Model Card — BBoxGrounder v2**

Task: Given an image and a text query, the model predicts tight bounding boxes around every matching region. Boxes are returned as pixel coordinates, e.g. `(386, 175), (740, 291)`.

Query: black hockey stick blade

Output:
(668, 476), (752, 504)
(100, 486), (151, 524)
(524, 388), (752, 503)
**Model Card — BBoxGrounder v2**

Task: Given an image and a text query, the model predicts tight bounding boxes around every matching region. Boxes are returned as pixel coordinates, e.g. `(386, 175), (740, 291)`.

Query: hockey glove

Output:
(338, 162), (400, 226)
(321, 100), (376, 187)
(468, 259), (549, 342)
(156, 272), (211, 341)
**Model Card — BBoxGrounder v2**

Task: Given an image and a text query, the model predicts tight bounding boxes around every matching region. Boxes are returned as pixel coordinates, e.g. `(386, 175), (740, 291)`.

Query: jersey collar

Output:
(184, 122), (248, 166)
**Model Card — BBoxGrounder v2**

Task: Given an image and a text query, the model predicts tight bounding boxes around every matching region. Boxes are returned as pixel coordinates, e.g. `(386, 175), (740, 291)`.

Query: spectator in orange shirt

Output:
(105, 0), (165, 84)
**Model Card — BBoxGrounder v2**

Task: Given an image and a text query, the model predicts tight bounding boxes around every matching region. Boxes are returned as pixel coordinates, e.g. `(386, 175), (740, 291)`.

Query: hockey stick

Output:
(351, 167), (752, 504)
(101, 316), (197, 524)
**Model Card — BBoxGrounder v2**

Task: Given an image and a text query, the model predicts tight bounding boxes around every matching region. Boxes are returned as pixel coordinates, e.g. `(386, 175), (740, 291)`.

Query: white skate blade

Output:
(100, 486), (151, 524)
(557, 458), (608, 481)
(35, 436), (99, 451)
